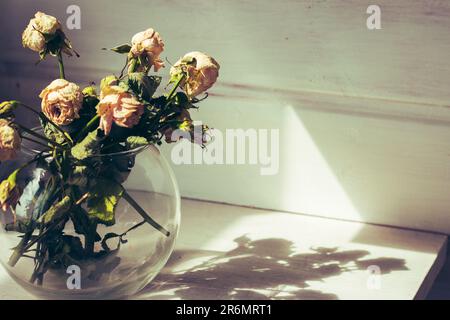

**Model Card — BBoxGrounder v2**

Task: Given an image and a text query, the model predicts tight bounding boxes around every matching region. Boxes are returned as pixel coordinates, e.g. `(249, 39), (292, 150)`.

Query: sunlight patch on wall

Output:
(279, 105), (362, 221)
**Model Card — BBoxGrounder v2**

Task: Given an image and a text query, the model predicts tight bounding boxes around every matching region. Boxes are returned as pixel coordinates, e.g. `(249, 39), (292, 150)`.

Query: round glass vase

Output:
(0, 140), (180, 300)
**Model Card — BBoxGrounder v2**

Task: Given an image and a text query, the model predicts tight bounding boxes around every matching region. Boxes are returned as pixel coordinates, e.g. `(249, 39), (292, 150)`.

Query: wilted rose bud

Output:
(0, 101), (20, 117)
(22, 12), (61, 53)
(0, 119), (21, 161)
(82, 86), (97, 98)
(129, 28), (165, 72)
(163, 110), (210, 146)
(170, 51), (220, 98)
(0, 170), (21, 212)
(39, 79), (83, 126)
(163, 109), (192, 143)
(190, 123), (211, 146)
(97, 86), (145, 135)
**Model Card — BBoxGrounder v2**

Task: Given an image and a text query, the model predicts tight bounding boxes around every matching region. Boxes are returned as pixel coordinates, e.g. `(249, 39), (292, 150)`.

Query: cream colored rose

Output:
(170, 51), (220, 97)
(39, 79), (83, 126)
(22, 11), (61, 52)
(97, 86), (145, 135)
(130, 28), (165, 72)
(0, 120), (21, 161)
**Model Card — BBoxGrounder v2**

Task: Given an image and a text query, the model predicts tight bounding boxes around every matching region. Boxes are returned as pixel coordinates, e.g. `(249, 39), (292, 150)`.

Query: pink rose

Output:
(22, 11), (62, 52)
(170, 51), (220, 97)
(129, 28), (165, 72)
(97, 86), (145, 135)
(39, 79), (83, 126)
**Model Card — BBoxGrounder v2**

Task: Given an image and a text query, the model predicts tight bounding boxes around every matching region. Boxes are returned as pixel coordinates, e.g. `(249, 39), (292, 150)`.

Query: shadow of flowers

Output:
(139, 235), (408, 300)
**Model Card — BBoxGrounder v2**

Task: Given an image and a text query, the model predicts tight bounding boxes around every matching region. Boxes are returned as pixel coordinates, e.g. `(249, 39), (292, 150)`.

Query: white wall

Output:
(1, 0), (450, 233)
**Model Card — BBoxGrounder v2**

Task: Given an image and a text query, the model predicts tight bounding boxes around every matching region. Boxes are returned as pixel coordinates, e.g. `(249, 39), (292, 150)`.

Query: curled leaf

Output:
(71, 129), (104, 160)
(127, 73), (161, 101)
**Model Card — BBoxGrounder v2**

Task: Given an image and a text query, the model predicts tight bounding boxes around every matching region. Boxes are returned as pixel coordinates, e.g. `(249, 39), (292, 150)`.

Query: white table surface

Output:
(0, 198), (446, 300)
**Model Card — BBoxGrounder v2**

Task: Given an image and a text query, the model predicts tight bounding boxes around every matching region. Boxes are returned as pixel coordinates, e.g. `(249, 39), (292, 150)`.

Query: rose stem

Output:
(20, 191), (88, 254)
(12, 152), (52, 180)
(77, 114), (100, 139)
(166, 74), (186, 103)
(16, 124), (65, 149)
(8, 177), (57, 267)
(57, 50), (65, 79)
(119, 57), (130, 79)
(20, 135), (52, 150)
(122, 190), (170, 237)
(121, 220), (146, 236)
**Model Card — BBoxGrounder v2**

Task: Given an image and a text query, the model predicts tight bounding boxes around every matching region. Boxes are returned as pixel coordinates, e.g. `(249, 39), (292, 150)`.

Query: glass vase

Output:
(0, 137), (180, 299)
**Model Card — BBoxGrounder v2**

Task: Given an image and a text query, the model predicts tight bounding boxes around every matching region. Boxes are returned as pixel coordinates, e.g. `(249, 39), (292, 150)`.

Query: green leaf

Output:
(82, 86), (97, 98)
(173, 92), (190, 109)
(70, 206), (90, 235)
(110, 44), (132, 54)
(128, 73), (161, 101)
(70, 206), (101, 240)
(126, 136), (148, 150)
(87, 179), (124, 226)
(39, 196), (72, 225)
(68, 165), (89, 187)
(41, 118), (66, 145)
(100, 75), (119, 91)
(71, 129), (105, 160)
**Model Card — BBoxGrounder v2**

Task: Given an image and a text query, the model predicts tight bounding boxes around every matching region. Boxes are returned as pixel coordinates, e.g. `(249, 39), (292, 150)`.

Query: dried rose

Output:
(39, 79), (83, 126)
(170, 51), (220, 97)
(129, 28), (165, 72)
(22, 11), (62, 52)
(97, 86), (145, 135)
(0, 119), (21, 161)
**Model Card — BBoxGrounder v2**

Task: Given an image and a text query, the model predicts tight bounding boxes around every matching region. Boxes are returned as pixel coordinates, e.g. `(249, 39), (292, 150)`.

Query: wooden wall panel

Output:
(1, 0), (450, 233)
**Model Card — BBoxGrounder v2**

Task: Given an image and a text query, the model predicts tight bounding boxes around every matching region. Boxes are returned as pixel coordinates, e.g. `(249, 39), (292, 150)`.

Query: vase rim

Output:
(22, 126), (153, 158)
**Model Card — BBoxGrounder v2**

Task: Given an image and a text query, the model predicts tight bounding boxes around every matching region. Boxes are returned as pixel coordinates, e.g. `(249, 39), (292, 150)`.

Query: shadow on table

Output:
(139, 235), (408, 300)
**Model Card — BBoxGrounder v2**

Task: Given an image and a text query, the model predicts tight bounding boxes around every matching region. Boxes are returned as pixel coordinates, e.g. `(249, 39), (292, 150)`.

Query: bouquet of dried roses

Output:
(0, 11), (219, 286)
